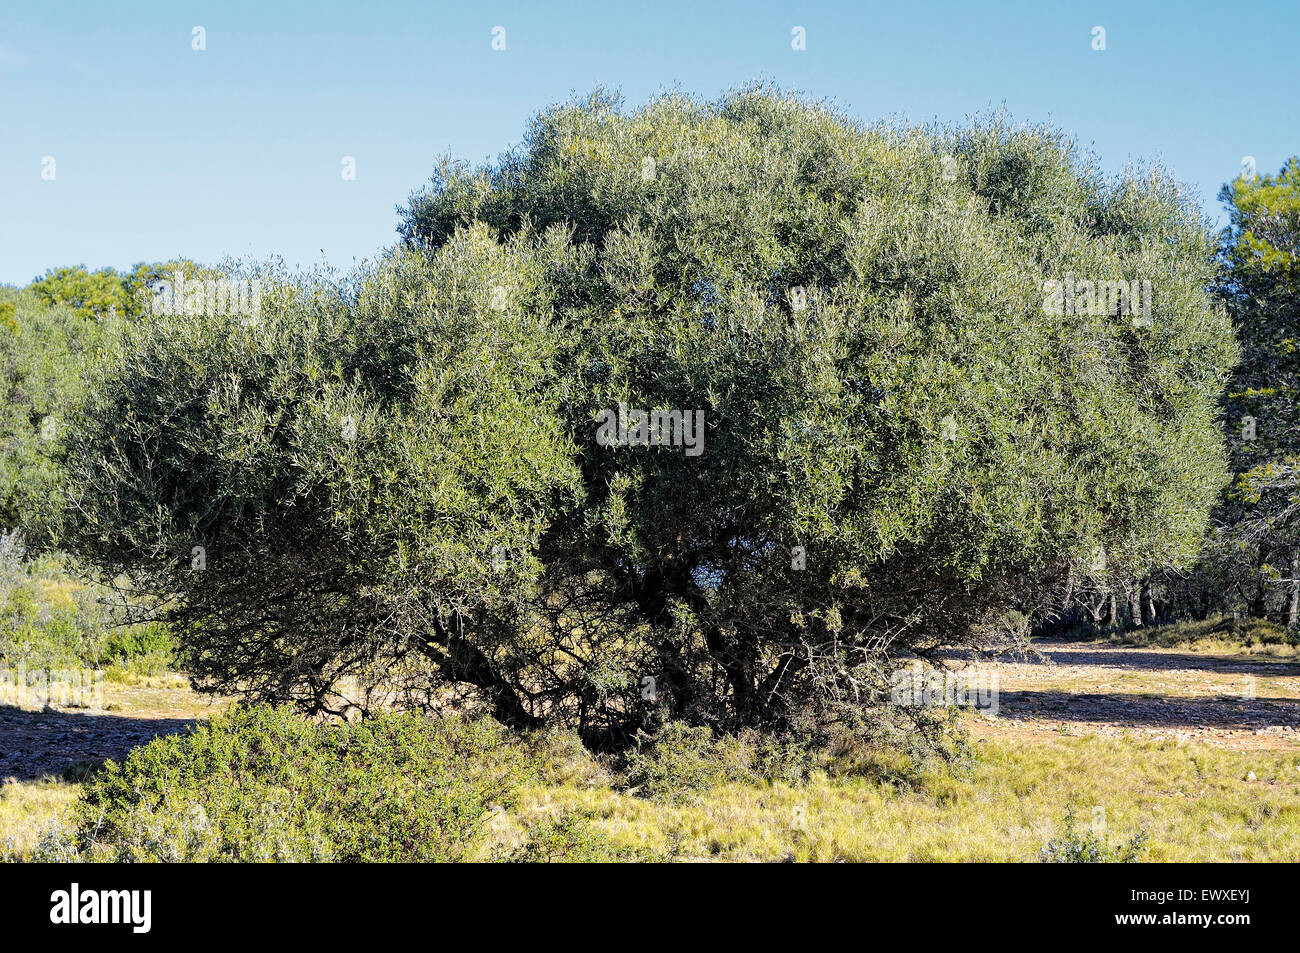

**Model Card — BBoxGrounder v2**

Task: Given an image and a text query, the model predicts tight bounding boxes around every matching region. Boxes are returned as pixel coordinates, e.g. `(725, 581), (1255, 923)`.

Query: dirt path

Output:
(0, 679), (228, 783)
(3, 639), (1300, 782)
(958, 640), (1300, 750)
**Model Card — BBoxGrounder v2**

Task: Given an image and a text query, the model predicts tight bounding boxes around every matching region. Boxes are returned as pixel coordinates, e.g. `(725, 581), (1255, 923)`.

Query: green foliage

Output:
(499, 810), (653, 862)
(621, 721), (811, 802)
(29, 266), (129, 320)
(0, 259), (225, 534)
(23, 817), (82, 863)
(56, 86), (1237, 742)
(54, 251), (580, 722)
(0, 296), (16, 335)
(0, 293), (109, 531)
(1220, 157), (1300, 300)
(26, 260), (211, 323)
(622, 722), (736, 801)
(0, 530), (174, 672)
(101, 622), (175, 675)
(120, 259), (213, 316)
(0, 533), (103, 668)
(522, 727), (616, 787)
(1039, 807), (1150, 862)
(76, 706), (533, 862)
(1110, 614), (1295, 651)
(1206, 158), (1300, 620)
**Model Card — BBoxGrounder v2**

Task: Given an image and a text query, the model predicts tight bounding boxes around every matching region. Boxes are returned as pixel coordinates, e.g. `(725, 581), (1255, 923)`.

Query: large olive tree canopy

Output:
(55, 87), (1236, 741)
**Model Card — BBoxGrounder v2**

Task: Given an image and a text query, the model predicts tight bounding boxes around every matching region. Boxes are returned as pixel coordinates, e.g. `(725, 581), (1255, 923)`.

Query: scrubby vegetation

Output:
(10, 689), (1297, 863)
(2, 86), (1298, 864)
(1039, 808), (1150, 862)
(66, 706), (532, 862)
(0, 290), (109, 530)
(620, 721), (814, 802)
(47, 87), (1235, 752)
(1046, 156), (1300, 634)
(0, 531), (173, 677)
(1067, 614), (1300, 656)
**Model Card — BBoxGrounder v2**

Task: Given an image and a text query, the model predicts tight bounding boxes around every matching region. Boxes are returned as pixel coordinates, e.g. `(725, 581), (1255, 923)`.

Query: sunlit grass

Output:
(498, 732), (1300, 862)
(5, 628), (1300, 862)
(0, 777), (79, 860)
(8, 731), (1298, 862)
(1076, 615), (1300, 660)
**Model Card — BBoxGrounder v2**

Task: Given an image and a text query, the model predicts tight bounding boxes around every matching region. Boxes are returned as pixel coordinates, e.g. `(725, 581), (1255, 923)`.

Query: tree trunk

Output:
(1142, 581), (1156, 625)
(1289, 553), (1300, 627)
(424, 615), (538, 730)
(1128, 585), (1143, 628)
(1250, 585), (1268, 619)
(1105, 591), (1118, 627)
(1251, 547), (1269, 618)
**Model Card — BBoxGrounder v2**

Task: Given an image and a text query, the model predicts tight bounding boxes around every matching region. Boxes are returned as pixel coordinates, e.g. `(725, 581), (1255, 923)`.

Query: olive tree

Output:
(56, 87), (1236, 742)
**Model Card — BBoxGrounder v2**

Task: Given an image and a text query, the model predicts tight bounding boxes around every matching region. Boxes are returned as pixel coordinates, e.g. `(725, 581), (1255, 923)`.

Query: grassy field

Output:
(489, 733), (1300, 861)
(4, 622), (1299, 862)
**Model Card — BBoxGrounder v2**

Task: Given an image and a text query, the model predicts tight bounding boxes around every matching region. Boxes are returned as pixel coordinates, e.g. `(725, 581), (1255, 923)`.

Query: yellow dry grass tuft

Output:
(0, 777), (80, 860)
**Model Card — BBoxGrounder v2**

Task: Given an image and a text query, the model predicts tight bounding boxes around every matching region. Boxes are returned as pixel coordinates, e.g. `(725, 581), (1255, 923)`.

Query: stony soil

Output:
(0, 678), (228, 782)
(956, 640), (1300, 750)
(3, 638), (1299, 784)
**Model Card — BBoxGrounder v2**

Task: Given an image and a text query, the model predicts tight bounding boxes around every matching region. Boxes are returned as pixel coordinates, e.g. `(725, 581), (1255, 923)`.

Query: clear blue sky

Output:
(2, 0), (1296, 285)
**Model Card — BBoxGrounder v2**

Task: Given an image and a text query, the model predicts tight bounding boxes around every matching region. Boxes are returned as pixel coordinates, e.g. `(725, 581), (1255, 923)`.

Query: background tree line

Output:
(1043, 158), (1300, 636)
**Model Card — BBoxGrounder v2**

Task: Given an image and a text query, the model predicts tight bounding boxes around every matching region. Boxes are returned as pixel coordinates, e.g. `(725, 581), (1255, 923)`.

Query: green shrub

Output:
(523, 728), (615, 788)
(76, 705), (536, 862)
(500, 810), (659, 863)
(25, 817), (82, 863)
(101, 622), (175, 676)
(621, 721), (812, 802)
(1088, 615), (1299, 653)
(622, 722), (727, 801)
(1039, 808), (1150, 862)
(0, 533), (174, 675)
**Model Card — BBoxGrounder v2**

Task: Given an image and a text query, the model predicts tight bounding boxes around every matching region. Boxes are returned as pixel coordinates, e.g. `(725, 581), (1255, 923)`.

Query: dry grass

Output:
(1097, 615), (1300, 659)
(0, 777), (80, 860)
(4, 623), (1299, 862)
(488, 730), (1300, 862)
(9, 728), (1298, 862)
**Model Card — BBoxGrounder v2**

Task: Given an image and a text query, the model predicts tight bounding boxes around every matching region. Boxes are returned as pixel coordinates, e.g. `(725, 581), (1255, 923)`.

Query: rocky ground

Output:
(0, 677), (226, 782)
(957, 640), (1300, 750)
(2, 638), (1299, 787)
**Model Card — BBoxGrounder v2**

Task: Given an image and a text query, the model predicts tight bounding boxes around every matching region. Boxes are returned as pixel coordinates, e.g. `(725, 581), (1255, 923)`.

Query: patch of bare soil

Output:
(959, 640), (1300, 751)
(5, 639), (1299, 781)
(0, 681), (229, 782)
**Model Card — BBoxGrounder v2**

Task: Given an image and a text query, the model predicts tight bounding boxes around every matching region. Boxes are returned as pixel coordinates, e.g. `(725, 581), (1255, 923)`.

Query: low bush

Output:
(101, 622), (175, 677)
(1039, 808), (1150, 863)
(75, 705), (535, 862)
(498, 810), (661, 863)
(1061, 615), (1300, 655)
(522, 728), (615, 788)
(621, 721), (813, 803)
